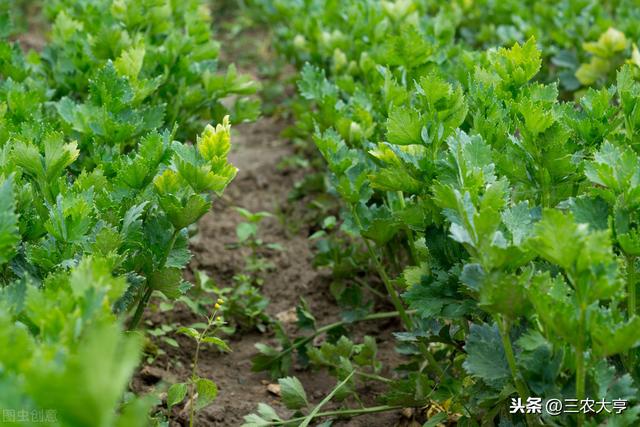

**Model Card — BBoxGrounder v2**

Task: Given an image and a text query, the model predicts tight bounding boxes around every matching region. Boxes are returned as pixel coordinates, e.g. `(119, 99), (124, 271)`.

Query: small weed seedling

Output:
(167, 298), (231, 426)
(233, 207), (283, 273)
(196, 270), (271, 333)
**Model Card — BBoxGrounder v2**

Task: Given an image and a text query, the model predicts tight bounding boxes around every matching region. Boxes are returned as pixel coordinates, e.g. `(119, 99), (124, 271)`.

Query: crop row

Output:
(0, 1), (258, 425)
(245, 0), (640, 425)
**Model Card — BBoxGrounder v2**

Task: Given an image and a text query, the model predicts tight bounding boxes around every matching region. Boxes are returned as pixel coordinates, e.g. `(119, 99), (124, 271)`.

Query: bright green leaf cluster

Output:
(0, 1), (251, 424)
(247, 0), (640, 424)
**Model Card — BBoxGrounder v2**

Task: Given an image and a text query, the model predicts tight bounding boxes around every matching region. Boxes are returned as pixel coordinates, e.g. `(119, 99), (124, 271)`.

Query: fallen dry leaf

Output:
(275, 308), (297, 324)
(266, 383), (281, 396)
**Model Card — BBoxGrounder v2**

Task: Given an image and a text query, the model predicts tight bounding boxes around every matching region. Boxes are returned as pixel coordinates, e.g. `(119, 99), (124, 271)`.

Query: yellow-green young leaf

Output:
(154, 169), (182, 195)
(115, 45), (145, 80)
(216, 63), (260, 95)
(494, 37), (541, 86)
(583, 27), (627, 57)
(110, 0), (126, 16)
(584, 142), (640, 203)
(601, 27), (628, 52)
(381, 0), (417, 20)
(51, 11), (83, 41)
(167, 382), (188, 408)
(630, 44), (640, 68)
(517, 100), (554, 136)
(195, 378), (218, 410)
(368, 167), (423, 193)
(618, 229), (640, 256)
(173, 156), (237, 194)
(529, 210), (619, 302)
(576, 57), (611, 85)
(402, 262), (429, 288)
(591, 315), (640, 358)
(209, 163), (239, 191)
(92, 226), (122, 256)
(44, 193), (93, 244)
(278, 376), (308, 410)
(26, 321), (142, 427)
(158, 193), (210, 230)
(528, 210), (585, 271)
(198, 116), (232, 161)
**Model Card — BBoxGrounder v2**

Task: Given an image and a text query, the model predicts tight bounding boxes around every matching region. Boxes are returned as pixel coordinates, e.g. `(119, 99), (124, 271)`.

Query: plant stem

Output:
(189, 311), (218, 427)
(627, 254), (637, 319)
(540, 177), (551, 208)
(396, 191), (418, 265)
(268, 405), (405, 426)
(352, 277), (387, 300)
(160, 229), (182, 268)
(499, 318), (529, 400)
(369, 247), (413, 328)
(128, 229), (181, 330)
(266, 310), (413, 364)
(353, 370), (392, 384)
(351, 207), (412, 329)
(351, 206), (445, 379)
(421, 343), (446, 379)
(129, 287), (153, 330)
(576, 305), (586, 427)
(300, 371), (356, 427)
(626, 254), (637, 371)
(499, 317), (534, 427)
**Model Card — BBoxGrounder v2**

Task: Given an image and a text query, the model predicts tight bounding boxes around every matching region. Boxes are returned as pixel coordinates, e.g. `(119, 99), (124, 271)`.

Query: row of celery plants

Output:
(245, 0), (640, 425)
(0, 0), (257, 425)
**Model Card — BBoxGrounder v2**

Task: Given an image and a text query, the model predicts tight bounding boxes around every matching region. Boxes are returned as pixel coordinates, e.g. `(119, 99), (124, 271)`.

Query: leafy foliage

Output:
(0, 1), (255, 424)
(244, 0), (640, 425)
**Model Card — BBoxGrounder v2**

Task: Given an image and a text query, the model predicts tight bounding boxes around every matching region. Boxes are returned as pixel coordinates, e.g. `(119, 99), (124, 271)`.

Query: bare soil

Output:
(133, 13), (413, 427)
(135, 114), (407, 427)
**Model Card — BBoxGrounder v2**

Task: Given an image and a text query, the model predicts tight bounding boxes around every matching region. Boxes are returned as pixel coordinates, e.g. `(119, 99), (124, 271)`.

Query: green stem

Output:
(269, 405), (404, 426)
(300, 371), (356, 427)
(129, 286), (153, 330)
(499, 317), (534, 427)
(267, 310), (413, 365)
(396, 191), (418, 265)
(160, 229), (182, 268)
(370, 248), (412, 328)
(352, 206), (445, 379)
(540, 176), (551, 208)
(499, 317), (529, 400)
(419, 343), (445, 379)
(351, 206), (412, 329)
(352, 277), (387, 300)
(190, 311), (218, 427)
(627, 254), (637, 319)
(128, 229), (182, 330)
(626, 254), (637, 371)
(353, 370), (392, 384)
(576, 305), (586, 427)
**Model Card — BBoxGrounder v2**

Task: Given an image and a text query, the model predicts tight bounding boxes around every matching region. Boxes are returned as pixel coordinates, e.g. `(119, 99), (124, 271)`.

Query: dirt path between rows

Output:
(168, 115), (340, 426)
(135, 19), (406, 427)
(137, 115), (403, 427)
